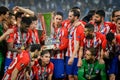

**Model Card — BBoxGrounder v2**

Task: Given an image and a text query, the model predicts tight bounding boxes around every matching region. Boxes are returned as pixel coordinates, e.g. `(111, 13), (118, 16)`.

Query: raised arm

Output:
(13, 6), (35, 17)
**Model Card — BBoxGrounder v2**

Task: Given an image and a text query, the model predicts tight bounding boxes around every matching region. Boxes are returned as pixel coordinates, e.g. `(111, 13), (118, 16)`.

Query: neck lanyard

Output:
(95, 24), (104, 33)
(69, 26), (75, 36)
(85, 63), (94, 79)
(88, 63), (94, 75)
(93, 34), (97, 48)
(39, 66), (47, 80)
(54, 27), (61, 39)
(32, 31), (36, 44)
(18, 29), (27, 49)
(86, 33), (97, 48)
(100, 24), (104, 32)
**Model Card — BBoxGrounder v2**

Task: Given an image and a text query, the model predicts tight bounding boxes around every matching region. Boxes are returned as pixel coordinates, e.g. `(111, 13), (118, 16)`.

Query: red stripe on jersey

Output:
(66, 25), (84, 58)
(51, 27), (68, 59)
(6, 31), (31, 59)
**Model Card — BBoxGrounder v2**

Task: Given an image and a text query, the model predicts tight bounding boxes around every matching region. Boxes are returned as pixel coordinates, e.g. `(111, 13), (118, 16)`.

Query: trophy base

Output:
(44, 45), (54, 50)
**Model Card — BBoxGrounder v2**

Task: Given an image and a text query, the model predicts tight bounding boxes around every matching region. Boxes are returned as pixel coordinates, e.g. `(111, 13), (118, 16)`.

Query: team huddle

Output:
(0, 5), (120, 80)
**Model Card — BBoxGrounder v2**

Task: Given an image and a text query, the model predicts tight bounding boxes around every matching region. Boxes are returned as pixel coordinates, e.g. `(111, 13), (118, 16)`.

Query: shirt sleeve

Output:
(76, 26), (84, 47)
(106, 22), (116, 33)
(116, 35), (120, 44)
(49, 62), (54, 74)
(7, 33), (14, 43)
(59, 28), (68, 50)
(99, 64), (107, 80)
(27, 30), (32, 44)
(15, 52), (29, 71)
(78, 59), (86, 80)
(32, 65), (38, 80)
(99, 33), (107, 50)
(34, 29), (40, 44)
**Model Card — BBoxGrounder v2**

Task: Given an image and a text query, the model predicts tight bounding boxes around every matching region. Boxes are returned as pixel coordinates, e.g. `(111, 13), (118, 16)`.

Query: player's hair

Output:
(15, 12), (24, 20)
(55, 11), (63, 18)
(0, 6), (9, 15)
(85, 23), (94, 32)
(71, 6), (80, 11)
(40, 50), (50, 56)
(112, 10), (120, 17)
(38, 50), (50, 65)
(30, 15), (37, 21)
(96, 9), (105, 18)
(30, 44), (41, 52)
(21, 16), (32, 27)
(106, 32), (115, 42)
(87, 47), (97, 56)
(82, 10), (96, 23)
(70, 9), (80, 18)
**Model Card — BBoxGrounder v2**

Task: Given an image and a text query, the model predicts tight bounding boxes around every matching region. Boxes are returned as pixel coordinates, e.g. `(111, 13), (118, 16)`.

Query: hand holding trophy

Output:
(43, 36), (60, 50)
(43, 36), (55, 50)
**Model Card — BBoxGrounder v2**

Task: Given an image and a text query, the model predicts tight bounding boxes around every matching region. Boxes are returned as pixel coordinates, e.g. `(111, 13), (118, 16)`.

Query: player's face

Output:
(54, 15), (63, 26)
(113, 11), (120, 22)
(68, 11), (74, 23)
(11, 16), (16, 25)
(4, 12), (9, 19)
(116, 19), (120, 32)
(94, 14), (102, 24)
(30, 20), (37, 29)
(2, 11), (9, 21)
(84, 28), (89, 36)
(84, 50), (92, 60)
(41, 52), (50, 65)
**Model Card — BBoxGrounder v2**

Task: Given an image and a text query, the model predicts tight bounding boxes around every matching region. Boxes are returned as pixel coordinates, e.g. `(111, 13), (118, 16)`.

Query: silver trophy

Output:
(44, 35), (60, 50)
(44, 36), (54, 50)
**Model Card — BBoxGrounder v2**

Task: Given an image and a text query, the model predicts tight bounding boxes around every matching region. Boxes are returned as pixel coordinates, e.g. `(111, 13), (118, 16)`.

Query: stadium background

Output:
(1, 0), (120, 20)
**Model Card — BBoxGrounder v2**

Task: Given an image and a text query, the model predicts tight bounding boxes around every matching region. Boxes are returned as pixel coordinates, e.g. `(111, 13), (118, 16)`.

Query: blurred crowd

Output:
(1, 0), (120, 19)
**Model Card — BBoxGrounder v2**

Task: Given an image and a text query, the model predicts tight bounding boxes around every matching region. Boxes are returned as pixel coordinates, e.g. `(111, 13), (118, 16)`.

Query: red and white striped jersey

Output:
(66, 25), (84, 58)
(83, 32), (107, 56)
(116, 34), (120, 44)
(28, 29), (40, 44)
(62, 19), (71, 29)
(84, 32), (106, 49)
(2, 50), (30, 80)
(32, 62), (54, 80)
(6, 29), (31, 59)
(94, 22), (110, 35)
(105, 22), (116, 33)
(62, 20), (86, 30)
(51, 27), (68, 59)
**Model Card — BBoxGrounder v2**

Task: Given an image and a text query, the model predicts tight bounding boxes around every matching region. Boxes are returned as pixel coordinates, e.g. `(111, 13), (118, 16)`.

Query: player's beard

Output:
(95, 20), (102, 25)
(95, 17), (102, 25)
(86, 58), (95, 63)
(57, 23), (62, 28)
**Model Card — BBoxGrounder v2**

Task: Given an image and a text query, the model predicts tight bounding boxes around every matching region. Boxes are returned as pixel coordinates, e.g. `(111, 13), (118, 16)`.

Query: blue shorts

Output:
(51, 59), (65, 79)
(108, 56), (119, 75)
(65, 56), (78, 75)
(4, 58), (12, 72)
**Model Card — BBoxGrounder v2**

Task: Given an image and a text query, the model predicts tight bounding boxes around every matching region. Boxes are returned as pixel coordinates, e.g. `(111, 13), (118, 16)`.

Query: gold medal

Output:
(88, 76), (91, 79)
(21, 45), (25, 50)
